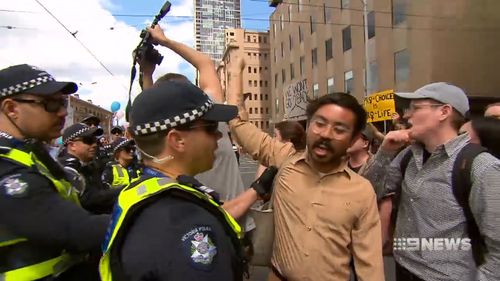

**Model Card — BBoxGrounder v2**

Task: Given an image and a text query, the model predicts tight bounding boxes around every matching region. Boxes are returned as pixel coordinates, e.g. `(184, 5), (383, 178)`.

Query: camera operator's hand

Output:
(251, 166), (278, 201)
(146, 25), (168, 46)
(138, 56), (156, 76)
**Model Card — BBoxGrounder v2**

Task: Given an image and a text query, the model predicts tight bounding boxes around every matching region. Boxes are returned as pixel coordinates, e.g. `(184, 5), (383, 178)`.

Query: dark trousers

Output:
(395, 263), (426, 281)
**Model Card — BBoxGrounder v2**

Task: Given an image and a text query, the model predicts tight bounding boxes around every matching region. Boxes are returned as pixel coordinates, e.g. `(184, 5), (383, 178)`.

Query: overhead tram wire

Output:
(34, 0), (128, 90)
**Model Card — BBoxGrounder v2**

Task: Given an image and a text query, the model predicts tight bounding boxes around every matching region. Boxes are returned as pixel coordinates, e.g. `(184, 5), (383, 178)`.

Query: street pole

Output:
(361, 0), (370, 97)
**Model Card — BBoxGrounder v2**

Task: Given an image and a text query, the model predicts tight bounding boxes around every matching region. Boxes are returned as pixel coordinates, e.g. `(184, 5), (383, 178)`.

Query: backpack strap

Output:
(452, 143), (488, 266)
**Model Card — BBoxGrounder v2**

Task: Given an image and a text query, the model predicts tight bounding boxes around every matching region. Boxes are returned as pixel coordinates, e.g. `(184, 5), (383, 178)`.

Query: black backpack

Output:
(395, 143), (487, 266)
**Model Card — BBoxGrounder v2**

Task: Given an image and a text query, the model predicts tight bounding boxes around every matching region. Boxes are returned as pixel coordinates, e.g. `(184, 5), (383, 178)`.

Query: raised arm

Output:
(147, 25), (223, 102)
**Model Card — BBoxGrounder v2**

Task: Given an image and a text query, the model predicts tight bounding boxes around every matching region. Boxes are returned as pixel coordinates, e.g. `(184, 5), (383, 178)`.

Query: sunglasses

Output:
(13, 97), (68, 113)
(187, 122), (219, 135)
(73, 136), (98, 145)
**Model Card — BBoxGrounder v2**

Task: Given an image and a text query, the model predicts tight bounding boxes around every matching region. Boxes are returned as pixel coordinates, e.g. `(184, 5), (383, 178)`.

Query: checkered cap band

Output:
(63, 125), (93, 145)
(0, 74), (55, 98)
(113, 139), (132, 152)
(133, 100), (213, 136)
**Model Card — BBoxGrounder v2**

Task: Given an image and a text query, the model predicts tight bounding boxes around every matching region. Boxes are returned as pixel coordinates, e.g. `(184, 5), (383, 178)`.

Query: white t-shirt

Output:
(196, 122), (256, 231)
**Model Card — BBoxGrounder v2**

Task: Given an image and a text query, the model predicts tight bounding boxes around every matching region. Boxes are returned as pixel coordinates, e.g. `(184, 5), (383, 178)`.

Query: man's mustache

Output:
(313, 139), (333, 152)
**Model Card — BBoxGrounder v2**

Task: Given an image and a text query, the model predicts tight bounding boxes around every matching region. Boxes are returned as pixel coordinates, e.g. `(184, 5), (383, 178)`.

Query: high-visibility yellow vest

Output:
(99, 176), (242, 281)
(110, 164), (141, 188)
(0, 147), (81, 281)
(111, 164), (129, 187)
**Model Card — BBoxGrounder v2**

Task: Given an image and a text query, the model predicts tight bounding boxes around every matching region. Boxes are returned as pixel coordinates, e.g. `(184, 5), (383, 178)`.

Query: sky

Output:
(0, 0), (274, 119)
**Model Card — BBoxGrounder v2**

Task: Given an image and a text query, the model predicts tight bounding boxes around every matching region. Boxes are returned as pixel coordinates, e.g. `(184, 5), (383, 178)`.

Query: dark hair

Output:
(306, 92), (367, 136)
(471, 116), (500, 159)
(275, 121), (306, 150)
(154, 73), (189, 84)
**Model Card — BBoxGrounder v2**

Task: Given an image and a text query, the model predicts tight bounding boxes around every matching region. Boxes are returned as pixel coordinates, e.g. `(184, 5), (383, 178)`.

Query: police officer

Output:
(100, 80), (277, 281)
(0, 64), (109, 280)
(81, 114), (113, 174)
(59, 123), (122, 214)
(110, 126), (124, 142)
(101, 137), (142, 188)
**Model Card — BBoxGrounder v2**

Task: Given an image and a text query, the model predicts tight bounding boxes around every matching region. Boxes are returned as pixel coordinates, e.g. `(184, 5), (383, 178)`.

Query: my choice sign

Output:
(363, 90), (396, 123)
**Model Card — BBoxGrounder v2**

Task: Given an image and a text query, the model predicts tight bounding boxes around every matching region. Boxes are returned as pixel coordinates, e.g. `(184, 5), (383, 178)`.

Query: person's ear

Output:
(1, 99), (19, 119)
(439, 104), (453, 121)
(167, 130), (187, 153)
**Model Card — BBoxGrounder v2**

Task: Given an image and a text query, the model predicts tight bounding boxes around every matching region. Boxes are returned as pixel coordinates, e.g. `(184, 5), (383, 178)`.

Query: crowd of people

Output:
(0, 23), (499, 281)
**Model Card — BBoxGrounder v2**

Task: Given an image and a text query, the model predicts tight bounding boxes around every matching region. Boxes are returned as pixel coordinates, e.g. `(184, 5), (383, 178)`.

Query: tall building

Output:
(218, 28), (273, 133)
(194, 0), (241, 62)
(269, 0), (500, 123)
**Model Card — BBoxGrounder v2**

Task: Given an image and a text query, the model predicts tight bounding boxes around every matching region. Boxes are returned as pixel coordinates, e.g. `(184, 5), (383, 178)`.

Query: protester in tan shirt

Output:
(226, 61), (384, 281)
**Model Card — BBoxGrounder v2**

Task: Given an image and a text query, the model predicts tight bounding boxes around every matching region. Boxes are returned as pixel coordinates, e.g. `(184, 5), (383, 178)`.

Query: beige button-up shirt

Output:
(229, 116), (384, 281)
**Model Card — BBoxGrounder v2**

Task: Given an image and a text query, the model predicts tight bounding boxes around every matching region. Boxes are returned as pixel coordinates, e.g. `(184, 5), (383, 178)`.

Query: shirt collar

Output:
(292, 149), (353, 179)
(411, 133), (469, 157)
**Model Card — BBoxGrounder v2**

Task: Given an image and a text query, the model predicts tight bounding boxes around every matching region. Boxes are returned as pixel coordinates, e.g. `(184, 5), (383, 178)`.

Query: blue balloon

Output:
(111, 101), (121, 113)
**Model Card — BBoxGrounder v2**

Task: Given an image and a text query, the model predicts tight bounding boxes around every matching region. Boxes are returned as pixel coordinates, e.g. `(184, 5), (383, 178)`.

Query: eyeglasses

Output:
(309, 117), (352, 140)
(186, 122), (219, 135)
(72, 136), (97, 145)
(405, 103), (444, 114)
(13, 97), (68, 113)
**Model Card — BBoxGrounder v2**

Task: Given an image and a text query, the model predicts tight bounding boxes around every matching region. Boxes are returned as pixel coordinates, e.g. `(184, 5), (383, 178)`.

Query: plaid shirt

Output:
(364, 134), (500, 281)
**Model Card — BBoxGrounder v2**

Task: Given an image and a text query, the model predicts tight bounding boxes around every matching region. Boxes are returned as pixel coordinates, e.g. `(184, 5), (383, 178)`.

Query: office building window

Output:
(282, 69), (286, 83)
(341, 0), (350, 9)
(248, 67), (251, 73)
(312, 48), (318, 67)
(254, 80), (258, 87)
(265, 81), (268, 87)
(310, 16), (315, 33)
(260, 80), (263, 87)
(260, 108), (263, 114)
(248, 80), (252, 87)
(249, 108), (253, 114)
(254, 94), (258, 100)
(281, 42), (284, 58)
(275, 73), (278, 88)
(393, 0), (408, 25)
(313, 83), (319, 98)
(325, 38), (333, 60)
(343, 26), (351, 52)
(325, 4), (333, 23)
(395, 49), (410, 85)
(368, 61), (379, 92)
(275, 98), (280, 113)
(248, 94), (252, 100)
(290, 63), (295, 80)
(289, 35), (293, 50)
(327, 77), (334, 94)
(254, 68), (257, 73)
(266, 108), (269, 114)
(344, 70), (353, 93)
(298, 0), (303, 12)
(300, 56), (305, 76)
(280, 14), (284, 30)
(260, 94), (263, 100)
(264, 37), (267, 44)
(288, 4), (293, 21)
(368, 11), (376, 39)
(299, 26), (304, 42)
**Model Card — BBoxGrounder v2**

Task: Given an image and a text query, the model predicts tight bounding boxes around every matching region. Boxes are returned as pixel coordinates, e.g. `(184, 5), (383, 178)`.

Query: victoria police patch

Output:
(0, 174), (29, 197)
(182, 226), (217, 271)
